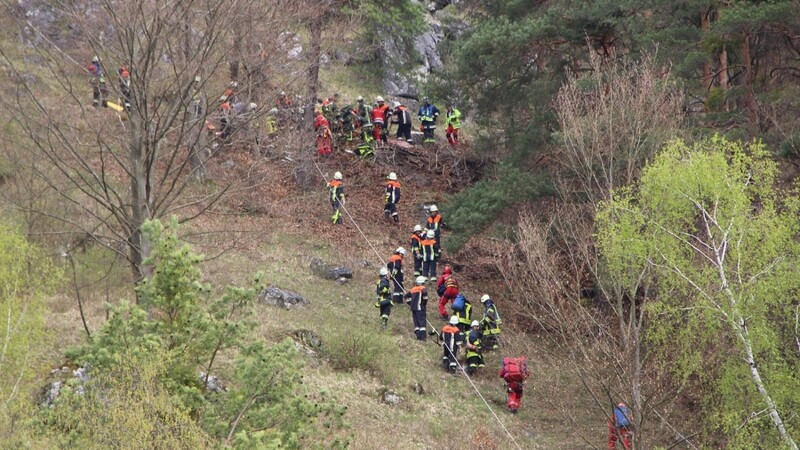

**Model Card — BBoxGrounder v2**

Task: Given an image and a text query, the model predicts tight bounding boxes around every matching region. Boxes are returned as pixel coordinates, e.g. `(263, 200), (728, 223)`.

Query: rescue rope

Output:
(311, 158), (524, 450)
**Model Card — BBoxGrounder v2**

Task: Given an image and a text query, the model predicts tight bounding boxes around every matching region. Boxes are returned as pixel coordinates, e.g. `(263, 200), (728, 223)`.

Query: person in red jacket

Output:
(314, 112), (332, 155)
(371, 96), (391, 143)
(436, 265), (459, 320)
(608, 403), (633, 450)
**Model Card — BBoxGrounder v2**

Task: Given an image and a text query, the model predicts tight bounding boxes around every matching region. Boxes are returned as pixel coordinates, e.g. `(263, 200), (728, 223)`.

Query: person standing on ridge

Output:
(410, 224), (425, 276)
(87, 56), (108, 108)
(421, 229), (440, 279)
(371, 96), (391, 144)
(118, 63), (131, 111)
(480, 294), (502, 350)
(375, 267), (392, 330)
(314, 111), (332, 155)
(436, 265), (459, 320)
(384, 172), (401, 225)
(445, 103), (462, 146)
(387, 247), (406, 304)
(392, 101), (414, 143)
(418, 97), (440, 144)
(405, 275), (429, 341)
(328, 171), (345, 225)
(465, 320), (485, 375)
(426, 204), (443, 246)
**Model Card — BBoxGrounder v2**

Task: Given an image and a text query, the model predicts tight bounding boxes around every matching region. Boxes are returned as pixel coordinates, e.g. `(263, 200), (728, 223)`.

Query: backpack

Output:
(613, 404), (632, 428)
(501, 357), (530, 383)
(437, 282), (447, 297)
(451, 293), (466, 312)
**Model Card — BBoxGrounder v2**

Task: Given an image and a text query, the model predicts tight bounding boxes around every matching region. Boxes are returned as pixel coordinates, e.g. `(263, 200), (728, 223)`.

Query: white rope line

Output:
(312, 158), (523, 450)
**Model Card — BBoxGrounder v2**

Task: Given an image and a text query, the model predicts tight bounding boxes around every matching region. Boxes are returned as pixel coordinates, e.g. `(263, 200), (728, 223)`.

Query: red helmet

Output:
(443, 265), (452, 275)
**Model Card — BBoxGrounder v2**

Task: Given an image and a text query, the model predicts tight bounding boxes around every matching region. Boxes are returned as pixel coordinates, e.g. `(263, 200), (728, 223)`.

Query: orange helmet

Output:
(443, 265), (452, 275)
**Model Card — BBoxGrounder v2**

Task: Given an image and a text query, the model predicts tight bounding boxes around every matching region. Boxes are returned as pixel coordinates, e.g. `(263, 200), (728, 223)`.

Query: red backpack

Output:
(501, 357), (530, 382)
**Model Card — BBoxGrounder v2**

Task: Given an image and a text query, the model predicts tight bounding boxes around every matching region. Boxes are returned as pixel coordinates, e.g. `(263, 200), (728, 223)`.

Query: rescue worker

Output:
(371, 96), (391, 143)
(384, 172), (401, 224)
(608, 403), (633, 450)
(374, 267), (392, 330)
(405, 275), (429, 341)
(499, 357), (530, 414)
(218, 100), (233, 142)
(328, 171), (345, 225)
(387, 247), (406, 304)
(219, 81), (238, 104)
(445, 103), (462, 146)
(276, 91), (292, 108)
(118, 63), (131, 111)
(436, 265), (459, 320)
(314, 111), (332, 155)
(480, 294), (502, 350)
(418, 97), (440, 144)
(456, 295), (473, 333)
(393, 101), (413, 143)
(437, 316), (464, 374)
(190, 76), (204, 119)
(465, 320), (485, 375)
(339, 103), (357, 142)
(87, 56), (108, 107)
(426, 204), (443, 246)
(410, 224), (425, 276)
(354, 96), (374, 157)
(421, 229), (440, 279)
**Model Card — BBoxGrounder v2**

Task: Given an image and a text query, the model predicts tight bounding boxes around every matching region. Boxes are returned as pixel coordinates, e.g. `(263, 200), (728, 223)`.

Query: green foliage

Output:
(321, 322), (404, 384)
(59, 218), (348, 448)
(596, 136), (800, 447)
(0, 223), (59, 444)
(444, 164), (553, 252)
(347, 0), (426, 69)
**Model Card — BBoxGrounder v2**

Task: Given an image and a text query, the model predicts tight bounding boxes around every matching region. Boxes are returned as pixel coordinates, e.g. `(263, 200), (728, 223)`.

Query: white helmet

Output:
(376, 96), (384, 103)
(230, 81), (238, 88)
(449, 316), (459, 325)
(426, 230), (435, 238)
(416, 276), (427, 285)
(396, 247), (406, 255)
(248, 102), (258, 111)
(91, 55), (99, 63)
(387, 172), (397, 181)
(194, 75), (201, 83)
(413, 224), (423, 232)
(379, 267), (389, 276)
(481, 294), (491, 303)
(430, 205), (438, 212)
(357, 95), (364, 102)
(280, 91), (286, 96)
(268, 107), (278, 115)
(333, 171), (342, 180)
(471, 320), (480, 328)
(392, 101), (400, 108)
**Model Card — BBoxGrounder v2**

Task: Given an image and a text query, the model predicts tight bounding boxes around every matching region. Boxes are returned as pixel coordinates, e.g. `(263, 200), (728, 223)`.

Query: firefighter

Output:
(456, 295), (472, 333)
(384, 172), (401, 224)
(87, 56), (108, 107)
(405, 275), (429, 341)
(118, 63), (131, 111)
(354, 96), (374, 157)
(465, 320), (485, 375)
(437, 316), (464, 374)
(328, 171), (345, 224)
(410, 224), (425, 276)
(436, 265), (459, 320)
(314, 111), (332, 155)
(608, 403), (633, 450)
(219, 81), (238, 104)
(499, 357), (530, 414)
(418, 97), (440, 144)
(374, 267), (392, 330)
(371, 96), (391, 143)
(426, 204), (443, 246)
(387, 247), (406, 304)
(480, 294), (502, 350)
(393, 101), (413, 143)
(445, 103), (462, 146)
(421, 229), (439, 279)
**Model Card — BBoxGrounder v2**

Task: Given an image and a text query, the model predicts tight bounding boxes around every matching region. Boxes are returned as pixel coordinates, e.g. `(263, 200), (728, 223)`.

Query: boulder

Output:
(199, 372), (225, 393)
(381, 389), (403, 406)
(310, 258), (353, 281)
(258, 284), (308, 309)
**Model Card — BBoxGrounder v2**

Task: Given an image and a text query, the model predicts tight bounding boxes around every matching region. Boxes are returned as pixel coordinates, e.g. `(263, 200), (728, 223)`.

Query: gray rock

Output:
(41, 380), (62, 407)
(413, 382), (425, 395)
(292, 329), (323, 353)
(381, 19), (445, 97)
(336, 277), (349, 285)
(381, 390), (403, 405)
(258, 284), (308, 309)
(221, 159), (235, 169)
(310, 258), (353, 280)
(199, 372), (225, 393)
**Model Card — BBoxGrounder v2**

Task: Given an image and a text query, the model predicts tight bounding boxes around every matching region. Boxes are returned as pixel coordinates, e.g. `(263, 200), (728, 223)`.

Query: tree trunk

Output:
(700, 8), (713, 92)
(719, 44), (729, 112)
(128, 115), (152, 288)
(741, 30), (757, 126)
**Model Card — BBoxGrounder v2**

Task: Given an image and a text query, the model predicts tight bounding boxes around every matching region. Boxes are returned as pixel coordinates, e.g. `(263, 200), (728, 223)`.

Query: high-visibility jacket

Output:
(421, 238), (439, 262)
(355, 103), (371, 126)
(387, 254), (403, 283)
(314, 114), (330, 130)
(88, 62), (105, 83)
(376, 276), (391, 305)
(441, 324), (464, 353)
(446, 108), (462, 129)
(328, 180), (344, 204)
(427, 213), (442, 236)
(406, 285), (428, 310)
(481, 300), (502, 335)
(385, 181), (401, 204)
(371, 104), (390, 126)
(418, 104), (440, 124)
(457, 302), (472, 329)
(466, 328), (482, 359)
(410, 232), (423, 257)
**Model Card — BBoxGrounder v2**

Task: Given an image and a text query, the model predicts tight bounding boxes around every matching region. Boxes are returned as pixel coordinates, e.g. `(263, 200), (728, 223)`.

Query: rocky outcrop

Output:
(310, 258), (353, 281)
(258, 284), (309, 309)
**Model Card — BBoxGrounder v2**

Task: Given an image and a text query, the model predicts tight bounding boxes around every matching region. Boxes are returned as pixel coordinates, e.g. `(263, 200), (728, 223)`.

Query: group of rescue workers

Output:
(312, 94), (462, 156)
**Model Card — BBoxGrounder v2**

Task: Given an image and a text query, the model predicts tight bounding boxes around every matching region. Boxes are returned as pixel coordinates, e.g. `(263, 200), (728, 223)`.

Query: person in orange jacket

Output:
(387, 247), (406, 304)
(405, 275), (429, 340)
(410, 224), (425, 276)
(436, 264), (459, 320)
(384, 172), (401, 224)
(426, 204), (443, 246)
(371, 96), (391, 143)
(314, 112), (332, 155)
